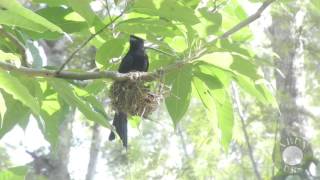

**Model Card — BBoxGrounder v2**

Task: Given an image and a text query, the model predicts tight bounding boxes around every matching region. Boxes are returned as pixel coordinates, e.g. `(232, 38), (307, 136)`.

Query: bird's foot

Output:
(129, 72), (141, 81)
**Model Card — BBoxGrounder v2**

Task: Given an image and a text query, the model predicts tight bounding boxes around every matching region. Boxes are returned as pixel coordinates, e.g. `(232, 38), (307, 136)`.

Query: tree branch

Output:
(56, 2), (130, 73)
(220, 0), (276, 39)
(232, 83), (262, 180)
(85, 123), (101, 180)
(0, 61), (159, 81)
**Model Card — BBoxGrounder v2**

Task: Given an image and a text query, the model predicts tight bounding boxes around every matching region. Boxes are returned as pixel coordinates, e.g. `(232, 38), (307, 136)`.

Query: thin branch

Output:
(145, 46), (179, 58)
(104, 0), (113, 22)
(0, 28), (28, 67)
(232, 83), (262, 180)
(191, 0), (276, 58)
(56, 3), (129, 73)
(0, 61), (158, 81)
(220, 0), (276, 39)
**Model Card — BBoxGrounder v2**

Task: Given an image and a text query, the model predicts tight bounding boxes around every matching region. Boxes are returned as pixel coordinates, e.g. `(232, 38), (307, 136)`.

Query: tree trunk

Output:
(85, 123), (102, 180)
(48, 109), (74, 180)
(269, 3), (307, 138)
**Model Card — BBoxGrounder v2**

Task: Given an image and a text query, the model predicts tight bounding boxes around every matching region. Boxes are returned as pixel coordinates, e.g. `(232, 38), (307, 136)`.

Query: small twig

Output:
(232, 82), (262, 180)
(198, 0), (276, 58)
(104, 0), (113, 22)
(56, 3), (129, 73)
(0, 28), (28, 67)
(220, 0), (276, 39)
(145, 47), (179, 58)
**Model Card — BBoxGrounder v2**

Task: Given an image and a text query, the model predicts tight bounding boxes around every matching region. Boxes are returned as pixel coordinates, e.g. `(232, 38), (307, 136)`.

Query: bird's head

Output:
(129, 35), (144, 49)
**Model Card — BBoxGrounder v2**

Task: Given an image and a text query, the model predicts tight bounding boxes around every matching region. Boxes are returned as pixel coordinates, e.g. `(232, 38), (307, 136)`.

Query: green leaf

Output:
(165, 36), (187, 52)
(192, 76), (217, 114)
(133, 0), (199, 25)
(256, 82), (278, 108)
(0, 92), (6, 127)
(235, 74), (268, 104)
(193, 9), (222, 37)
(219, 39), (251, 57)
(195, 52), (260, 80)
(178, 0), (200, 9)
(66, 0), (103, 26)
(83, 96), (109, 120)
(49, 78), (111, 128)
(214, 90), (234, 150)
(230, 55), (260, 80)
(0, 71), (40, 115)
(196, 52), (234, 70)
(41, 97), (70, 149)
(36, 7), (88, 33)
(221, 1), (252, 41)
(195, 62), (233, 87)
(192, 68), (234, 150)
(0, 50), (20, 61)
(312, 0), (320, 10)
(32, 0), (68, 6)
(129, 115), (142, 128)
(0, 166), (28, 180)
(194, 71), (226, 104)
(165, 65), (192, 126)
(96, 38), (127, 68)
(0, 0), (63, 33)
(0, 91), (30, 139)
(116, 18), (180, 38)
(84, 80), (106, 95)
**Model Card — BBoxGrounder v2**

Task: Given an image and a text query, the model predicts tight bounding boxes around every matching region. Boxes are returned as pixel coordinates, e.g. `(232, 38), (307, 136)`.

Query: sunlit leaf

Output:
(0, 166), (28, 180)
(214, 90), (234, 150)
(0, 0), (63, 33)
(133, 0), (199, 25)
(0, 72), (40, 115)
(165, 65), (192, 126)
(33, 0), (68, 6)
(0, 91), (30, 139)
(36, 7), (87, 33)
(49, 78), (111, 128)
(96, 38), (127, 68)
(196, 52), (234, 70)
(0, 50), (19, 61)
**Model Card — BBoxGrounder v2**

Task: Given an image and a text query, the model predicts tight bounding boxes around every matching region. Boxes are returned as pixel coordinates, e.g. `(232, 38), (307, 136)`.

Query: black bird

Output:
(108, 35), (149, 148)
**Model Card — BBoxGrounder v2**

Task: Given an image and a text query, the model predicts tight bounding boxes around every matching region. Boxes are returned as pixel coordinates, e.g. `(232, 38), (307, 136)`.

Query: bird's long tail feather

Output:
(108, 112), (128, 148)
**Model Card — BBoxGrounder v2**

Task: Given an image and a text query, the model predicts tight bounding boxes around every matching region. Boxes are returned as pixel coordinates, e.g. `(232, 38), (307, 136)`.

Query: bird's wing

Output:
(118, 53), (134, 73)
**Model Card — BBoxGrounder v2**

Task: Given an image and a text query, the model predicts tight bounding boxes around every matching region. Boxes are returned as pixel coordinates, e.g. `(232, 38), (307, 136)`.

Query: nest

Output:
(109, 80), (162, 118)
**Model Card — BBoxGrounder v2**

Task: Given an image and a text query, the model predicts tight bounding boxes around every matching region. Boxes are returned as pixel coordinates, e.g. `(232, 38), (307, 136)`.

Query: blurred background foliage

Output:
(0, 0), (319, 179)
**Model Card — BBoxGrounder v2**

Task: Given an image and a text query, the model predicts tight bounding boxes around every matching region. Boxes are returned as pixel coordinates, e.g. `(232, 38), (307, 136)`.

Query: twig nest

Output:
(110, 80), (162, 118)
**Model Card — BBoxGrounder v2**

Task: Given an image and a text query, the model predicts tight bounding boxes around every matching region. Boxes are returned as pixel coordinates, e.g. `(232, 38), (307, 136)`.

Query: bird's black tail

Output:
(108, 111), (128, 148)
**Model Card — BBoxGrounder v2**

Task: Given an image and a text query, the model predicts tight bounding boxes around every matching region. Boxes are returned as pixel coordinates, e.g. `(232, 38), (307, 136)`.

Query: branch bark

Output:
(0, 61), (159, 81)
(220, 0), (276, 39)
(232, 83), (262, 180)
